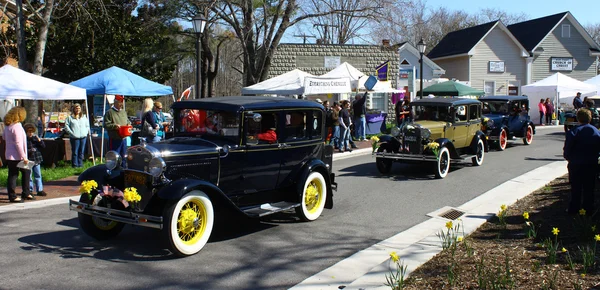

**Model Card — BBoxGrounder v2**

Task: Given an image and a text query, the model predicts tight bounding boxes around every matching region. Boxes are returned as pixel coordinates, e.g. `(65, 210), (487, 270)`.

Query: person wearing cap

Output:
(65, 103), (90, 168)
(153, 101), (170, 141)
(573, 92), (583, 110)
(104, 95), (131, 165)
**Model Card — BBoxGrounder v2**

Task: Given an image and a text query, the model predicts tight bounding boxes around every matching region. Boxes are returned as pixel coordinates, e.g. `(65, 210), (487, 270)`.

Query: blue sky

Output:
(425, 0), (598, 25)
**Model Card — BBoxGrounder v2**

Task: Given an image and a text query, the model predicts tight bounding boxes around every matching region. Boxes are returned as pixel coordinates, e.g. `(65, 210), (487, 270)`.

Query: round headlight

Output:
(105, 151), (120, 170)
(148, 157), (166, 177)
(391, 127), (401, 137)
(422, 128), (432, 139)
(486, 120), (494, 127)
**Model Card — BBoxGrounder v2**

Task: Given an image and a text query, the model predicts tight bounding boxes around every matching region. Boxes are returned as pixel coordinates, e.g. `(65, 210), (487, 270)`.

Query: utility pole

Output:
(293, 34), (316, 44)
(313, 23), (338, 44)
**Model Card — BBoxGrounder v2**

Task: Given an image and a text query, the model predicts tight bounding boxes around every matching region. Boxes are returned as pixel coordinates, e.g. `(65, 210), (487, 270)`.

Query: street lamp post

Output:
(192, 15), (207, 99)
(417, 39), (426, 99)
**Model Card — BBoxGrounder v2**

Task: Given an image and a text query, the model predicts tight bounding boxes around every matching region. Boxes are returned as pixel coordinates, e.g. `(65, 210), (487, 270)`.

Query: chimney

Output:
(382, 39), (390, 47)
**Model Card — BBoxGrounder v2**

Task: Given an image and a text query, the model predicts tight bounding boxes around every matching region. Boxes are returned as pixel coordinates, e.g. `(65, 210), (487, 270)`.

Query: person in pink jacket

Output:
(538, 99), (546, 126)
(4, 106), (32, 202)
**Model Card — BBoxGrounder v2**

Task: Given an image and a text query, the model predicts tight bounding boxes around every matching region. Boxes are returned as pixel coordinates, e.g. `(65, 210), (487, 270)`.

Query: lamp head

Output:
(192, 15), (207, 34)
(417, 38), (426, 54)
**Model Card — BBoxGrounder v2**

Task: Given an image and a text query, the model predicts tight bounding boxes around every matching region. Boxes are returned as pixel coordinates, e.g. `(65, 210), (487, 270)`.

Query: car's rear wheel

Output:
(78, 194), (125, 240)
(523, 125), (533, 145)
(435, 147), (450, 179)
(472, 139), (485, 166)
(375, 145), (393, 174)
(164, 190), (214, 256)
(498, 129), (507, 151)
(296, 171), (327, 221)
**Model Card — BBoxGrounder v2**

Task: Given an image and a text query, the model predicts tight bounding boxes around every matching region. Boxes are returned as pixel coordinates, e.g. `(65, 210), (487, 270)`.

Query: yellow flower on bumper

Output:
(124, 187), (141, 203)
(371, 136), (380, 143)
(390, 251), (399, 263)
(426, 142), (440, 150)
(79, 180), (98, 195)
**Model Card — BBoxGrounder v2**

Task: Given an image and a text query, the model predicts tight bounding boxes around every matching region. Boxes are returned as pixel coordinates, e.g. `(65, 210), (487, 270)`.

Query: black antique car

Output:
(374, 98), (487, 179)
(479, 96), (535, 150)
(70, 96), (337, 256)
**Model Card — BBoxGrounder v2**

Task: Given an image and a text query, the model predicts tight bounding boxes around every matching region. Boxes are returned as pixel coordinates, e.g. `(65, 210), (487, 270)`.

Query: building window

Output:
(370, 93), (387, 112)
(562, 24), (570, 38)
(400, 58), (411, 66)
(484, 81), (495, 96)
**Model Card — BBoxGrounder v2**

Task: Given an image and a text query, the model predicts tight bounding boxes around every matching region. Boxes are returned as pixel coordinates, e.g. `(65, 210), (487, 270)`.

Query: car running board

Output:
(451, 155), (476, 161)
(242, 202), (300, 217)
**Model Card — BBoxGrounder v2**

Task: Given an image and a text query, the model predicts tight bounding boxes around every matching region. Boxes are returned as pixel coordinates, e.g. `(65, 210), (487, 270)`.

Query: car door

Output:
(450, 105), (469, 148)
(467, 104), (482, 145)
(277, 109), (322, 188)
(507, 100), (525, 133)
(241, 110), (282, 196)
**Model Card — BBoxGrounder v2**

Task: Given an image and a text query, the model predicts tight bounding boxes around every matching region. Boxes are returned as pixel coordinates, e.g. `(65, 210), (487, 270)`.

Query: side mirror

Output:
(252, 113), (262, 123)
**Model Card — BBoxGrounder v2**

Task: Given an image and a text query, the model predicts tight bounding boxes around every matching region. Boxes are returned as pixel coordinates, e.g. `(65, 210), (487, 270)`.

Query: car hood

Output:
(483, 113), (505, 124)
(411, 120), (447, 139)
(148, 137), (221, 158)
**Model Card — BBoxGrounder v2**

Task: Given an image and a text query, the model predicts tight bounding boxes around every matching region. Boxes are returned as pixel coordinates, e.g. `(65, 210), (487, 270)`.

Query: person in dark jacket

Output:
(563, 108), (600, 214)
(352, 92), (368, 141)
(24, 123), (47, 196)
(338, 100), (352, 152)
(573, 92), (583, 110)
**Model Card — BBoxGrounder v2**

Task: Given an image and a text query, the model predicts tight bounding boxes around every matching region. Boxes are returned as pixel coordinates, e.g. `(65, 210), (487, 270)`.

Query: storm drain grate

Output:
(439, 209), (465, 220)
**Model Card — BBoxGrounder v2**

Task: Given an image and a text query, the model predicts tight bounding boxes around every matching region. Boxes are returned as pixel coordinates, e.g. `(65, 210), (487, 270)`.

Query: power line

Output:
(293, 34), (316, 44)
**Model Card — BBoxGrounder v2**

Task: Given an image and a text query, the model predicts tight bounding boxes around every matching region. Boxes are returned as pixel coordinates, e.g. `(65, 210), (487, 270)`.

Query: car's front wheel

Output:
(523, 125), (533, 145)
(435, 147), (450, 179)
(163, 190), (214, 256)
(472, 139), (485, 166)
(78, 194), (125, 240)
(296, 171), (327, 221)
(375, 145), (393, 174)
(498, 129), (507, 151)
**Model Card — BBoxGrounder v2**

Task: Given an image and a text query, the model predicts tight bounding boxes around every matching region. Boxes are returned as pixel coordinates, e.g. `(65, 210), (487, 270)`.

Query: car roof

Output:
(479, 95), (529, 101)
(411, 97), (481, 106)
(171, 96), (324, 111)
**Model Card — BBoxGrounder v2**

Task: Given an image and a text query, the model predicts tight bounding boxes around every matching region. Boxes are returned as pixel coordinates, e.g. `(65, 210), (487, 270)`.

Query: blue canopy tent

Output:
(70, 66), (174, 160)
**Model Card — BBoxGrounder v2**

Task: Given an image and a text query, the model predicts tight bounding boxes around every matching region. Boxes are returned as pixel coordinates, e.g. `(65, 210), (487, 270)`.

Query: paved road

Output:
(0, 127), (564, 290)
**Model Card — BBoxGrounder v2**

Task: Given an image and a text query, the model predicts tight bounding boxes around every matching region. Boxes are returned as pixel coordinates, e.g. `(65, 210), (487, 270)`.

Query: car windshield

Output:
(413, 105), (451, 121)
(481, 101), (509, 114)
(173, 109), (239, 142)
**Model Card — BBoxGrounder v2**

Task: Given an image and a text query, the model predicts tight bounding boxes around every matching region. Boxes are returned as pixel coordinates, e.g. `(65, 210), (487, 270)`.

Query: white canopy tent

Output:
(303, 77), (352, 95)
(521, 72), (597, 124)
(320, 62), (365, 90)
(241, 69), (313, 95)
(585, 74), (600, 93)
(0, 65), (95, 163)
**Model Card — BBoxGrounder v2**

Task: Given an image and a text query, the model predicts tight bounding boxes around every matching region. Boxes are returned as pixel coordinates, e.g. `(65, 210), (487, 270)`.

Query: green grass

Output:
(0, 160), (102, 188)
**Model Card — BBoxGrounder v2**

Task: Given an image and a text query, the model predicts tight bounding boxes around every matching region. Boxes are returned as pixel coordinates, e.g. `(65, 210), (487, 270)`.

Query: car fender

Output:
(296, 158), (333, 209)
(77, 164), (123, 188)
(434, 138), (460, 159)
(378, 135), (394, 143)
(469, 131), (489, 153)
(526, 121), (536, 135)
(157, 179), (242, 213)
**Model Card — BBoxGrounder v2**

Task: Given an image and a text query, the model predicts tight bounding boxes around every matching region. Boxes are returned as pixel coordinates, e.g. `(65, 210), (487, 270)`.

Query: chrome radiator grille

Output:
(126, 146), (154, 172)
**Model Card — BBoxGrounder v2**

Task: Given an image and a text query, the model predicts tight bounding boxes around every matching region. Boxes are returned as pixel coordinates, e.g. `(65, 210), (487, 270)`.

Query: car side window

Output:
(310, 110), (323, 140)
(469, 104), (479, 120)
(245, 112), (278, 145)
(456, 105), (467, 122)
(284, 111), (307, 142)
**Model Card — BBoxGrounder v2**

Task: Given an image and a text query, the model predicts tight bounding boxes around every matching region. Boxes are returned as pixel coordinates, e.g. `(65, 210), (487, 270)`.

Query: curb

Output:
(291, 161), (568, 290)
(332, 148), (372, 161)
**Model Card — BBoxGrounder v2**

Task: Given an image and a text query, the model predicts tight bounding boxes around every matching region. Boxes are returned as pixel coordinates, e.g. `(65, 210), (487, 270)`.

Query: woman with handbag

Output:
(64, 103), (89, 168)
(141, 98), (160, 143)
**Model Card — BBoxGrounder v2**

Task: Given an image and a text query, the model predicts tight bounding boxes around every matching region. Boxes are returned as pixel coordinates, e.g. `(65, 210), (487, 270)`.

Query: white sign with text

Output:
(324, 56), (341, 68)
(551, 57), (573, 71)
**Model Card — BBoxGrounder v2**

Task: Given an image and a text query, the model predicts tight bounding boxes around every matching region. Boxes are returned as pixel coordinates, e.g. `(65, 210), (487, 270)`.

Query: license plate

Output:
(405, 136), (417, 142)
(125, 171), (150, 187)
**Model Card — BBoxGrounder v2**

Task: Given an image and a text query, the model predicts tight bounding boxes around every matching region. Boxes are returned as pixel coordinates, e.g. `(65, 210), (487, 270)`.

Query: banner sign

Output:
(399, 69), (411, 79)
(376, 61), (389, 81)
(551, 57), (573, 71)
(303, 77), (352, 95)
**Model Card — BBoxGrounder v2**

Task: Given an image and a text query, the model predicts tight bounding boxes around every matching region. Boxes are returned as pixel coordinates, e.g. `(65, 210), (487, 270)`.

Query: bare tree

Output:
(586, 23), (600, 74)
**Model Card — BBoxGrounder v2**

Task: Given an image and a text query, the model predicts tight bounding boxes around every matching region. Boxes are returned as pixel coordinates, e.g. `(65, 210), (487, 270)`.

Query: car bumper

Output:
(372, 152), (437, 162)
(69, 199), (163, 229)
(330, 173), (337, 191)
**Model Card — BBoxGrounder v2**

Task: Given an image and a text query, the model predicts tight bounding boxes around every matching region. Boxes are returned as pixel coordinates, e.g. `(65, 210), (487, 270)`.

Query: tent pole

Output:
(101, 95), (106, 163)
(84, 98), (95, 166)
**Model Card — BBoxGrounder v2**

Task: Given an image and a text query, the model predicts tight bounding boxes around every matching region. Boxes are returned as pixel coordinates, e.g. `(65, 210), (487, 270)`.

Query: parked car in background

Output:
(479, 96), (535, 150)
(563, 96), (600, 131)
(374, 98), (487, 179)
(128, 116), (142, 127)
(70, 96), (337, 256)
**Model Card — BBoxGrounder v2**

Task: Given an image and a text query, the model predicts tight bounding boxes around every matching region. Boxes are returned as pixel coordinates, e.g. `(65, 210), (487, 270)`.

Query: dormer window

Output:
(562, 24), (570, 38)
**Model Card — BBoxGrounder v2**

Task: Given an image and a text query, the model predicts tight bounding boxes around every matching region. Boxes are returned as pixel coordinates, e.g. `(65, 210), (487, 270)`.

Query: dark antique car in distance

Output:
(374, 97), (487, 179)
(563, 96), (600, 131)
(70, 96), (337, 256)
(479, 96), (535, 150)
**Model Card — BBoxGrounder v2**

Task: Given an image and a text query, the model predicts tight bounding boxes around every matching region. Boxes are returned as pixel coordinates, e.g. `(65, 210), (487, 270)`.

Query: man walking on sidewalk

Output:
(352, 92), (368, 141)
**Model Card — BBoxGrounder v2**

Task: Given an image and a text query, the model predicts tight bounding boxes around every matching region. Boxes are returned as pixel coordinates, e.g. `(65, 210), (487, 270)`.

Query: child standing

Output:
(24, 123), (47, 196)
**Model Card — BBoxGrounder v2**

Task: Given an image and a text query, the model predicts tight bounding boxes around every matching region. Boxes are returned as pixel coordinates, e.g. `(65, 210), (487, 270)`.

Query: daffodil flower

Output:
(457, 237), (463, 242)
(579, 208), (587, 216)
(124, 187), (142, 203)
(561, 247), (567, 252)
(389, 251), (399, 263)
(595, 234), (600, 242)
(500, 204), (507, 211)
(445, 221), (453, 229)
(522, 212), (529, 220)
(552, 227), (560, 236)
(592, 225), (597, 232)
